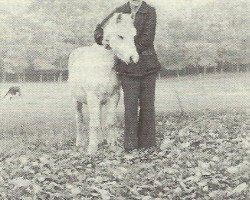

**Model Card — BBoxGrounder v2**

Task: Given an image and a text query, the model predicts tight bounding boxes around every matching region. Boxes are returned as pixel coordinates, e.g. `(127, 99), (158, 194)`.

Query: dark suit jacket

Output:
(94, 1), (161, 76)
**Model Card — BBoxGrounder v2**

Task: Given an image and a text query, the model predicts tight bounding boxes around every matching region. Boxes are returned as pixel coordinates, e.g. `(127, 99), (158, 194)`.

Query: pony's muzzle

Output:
(130, 56), (134, 63)
(130, 54), (139, 64)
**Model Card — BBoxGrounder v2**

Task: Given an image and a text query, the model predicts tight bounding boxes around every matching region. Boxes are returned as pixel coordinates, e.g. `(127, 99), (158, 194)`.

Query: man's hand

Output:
(94, 25), (104, 45)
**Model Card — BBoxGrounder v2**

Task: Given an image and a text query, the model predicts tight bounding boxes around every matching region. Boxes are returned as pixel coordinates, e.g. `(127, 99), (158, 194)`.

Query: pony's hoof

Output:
(110, 144), (123, 154)
(76, 140), (88, 149)
(87, 145), (98, 155)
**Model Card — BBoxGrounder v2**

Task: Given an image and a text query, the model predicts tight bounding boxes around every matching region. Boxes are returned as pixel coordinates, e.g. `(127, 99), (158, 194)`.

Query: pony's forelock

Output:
(104, 13), (136, 37)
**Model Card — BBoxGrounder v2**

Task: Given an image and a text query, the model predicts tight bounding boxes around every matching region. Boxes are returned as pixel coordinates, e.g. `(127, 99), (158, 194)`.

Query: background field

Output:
(0, 73), (250, 154)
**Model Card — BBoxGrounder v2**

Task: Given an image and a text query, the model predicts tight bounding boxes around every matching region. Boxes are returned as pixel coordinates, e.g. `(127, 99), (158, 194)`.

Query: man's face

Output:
(129, 0), (143, 7)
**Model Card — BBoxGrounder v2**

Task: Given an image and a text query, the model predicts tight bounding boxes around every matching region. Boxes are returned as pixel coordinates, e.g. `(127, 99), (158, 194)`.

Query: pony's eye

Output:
(118, 35), (124, 39)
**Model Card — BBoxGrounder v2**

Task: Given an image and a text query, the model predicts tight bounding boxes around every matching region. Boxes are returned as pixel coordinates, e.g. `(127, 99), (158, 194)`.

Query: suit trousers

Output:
(120, 73), (157, 150)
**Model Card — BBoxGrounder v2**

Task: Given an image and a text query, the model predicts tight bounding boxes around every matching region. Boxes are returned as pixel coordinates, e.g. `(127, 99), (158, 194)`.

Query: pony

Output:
(68, 13), (139, 154)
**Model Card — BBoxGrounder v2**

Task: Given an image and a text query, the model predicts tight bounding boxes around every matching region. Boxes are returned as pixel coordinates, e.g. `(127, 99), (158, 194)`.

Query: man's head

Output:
(129, 0), (143, 7)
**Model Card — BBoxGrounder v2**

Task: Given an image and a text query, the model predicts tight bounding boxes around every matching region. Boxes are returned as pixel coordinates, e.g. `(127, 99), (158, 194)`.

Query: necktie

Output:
(131, 6), (138, 20)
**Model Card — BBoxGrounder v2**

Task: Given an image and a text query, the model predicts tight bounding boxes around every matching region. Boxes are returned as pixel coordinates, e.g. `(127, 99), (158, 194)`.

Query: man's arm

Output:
(94, 9), (118, 45)
(135, 8), (157, 53)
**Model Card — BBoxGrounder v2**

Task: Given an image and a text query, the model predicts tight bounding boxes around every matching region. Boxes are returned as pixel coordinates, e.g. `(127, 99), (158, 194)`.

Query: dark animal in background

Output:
(4, 86), (21, 100)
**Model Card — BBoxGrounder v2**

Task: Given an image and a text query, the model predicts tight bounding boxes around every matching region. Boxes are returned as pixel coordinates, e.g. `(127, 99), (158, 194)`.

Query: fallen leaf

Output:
(160, 137), (174, 150)
(11, 177), (31, 187)
(71, 186), (82, 195)
(91, 187), (110, 200)
(198, 181), (207, 187)
(198, 161), (210, 169)
(19, 155), (29, 165)
(174, 187), (182, 195)
(227, 166), (238, 174)
(163, 167), (179, 174)
(228, 182), (248, 196)
(142, 196), (152, 200)
(33, 184), (42, 194)
(212, 156), (220, 162)
(203, 186), (209, 191)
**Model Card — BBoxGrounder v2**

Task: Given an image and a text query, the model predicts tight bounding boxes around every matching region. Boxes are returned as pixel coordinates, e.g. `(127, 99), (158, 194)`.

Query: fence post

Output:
(58, 71), (62, 82)
(2, 72), (6, 83)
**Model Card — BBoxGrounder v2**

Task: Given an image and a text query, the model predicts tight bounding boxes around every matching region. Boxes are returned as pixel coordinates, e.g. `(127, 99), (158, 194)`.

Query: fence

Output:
(0, 63), (249, 82)
(0, 69), (68, 83)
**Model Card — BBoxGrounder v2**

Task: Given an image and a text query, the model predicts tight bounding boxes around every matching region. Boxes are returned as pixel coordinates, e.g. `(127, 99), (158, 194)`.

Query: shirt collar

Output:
(129, 1), (143, 12)
(122, 1), (150, 14)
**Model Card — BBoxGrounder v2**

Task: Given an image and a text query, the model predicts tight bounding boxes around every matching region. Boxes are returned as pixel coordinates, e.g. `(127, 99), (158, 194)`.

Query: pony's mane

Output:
(104, 13), (135, 35)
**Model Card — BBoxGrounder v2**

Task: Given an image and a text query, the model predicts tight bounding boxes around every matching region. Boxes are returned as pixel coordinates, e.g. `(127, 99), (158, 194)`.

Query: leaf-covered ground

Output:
(0, 110), (249, 199)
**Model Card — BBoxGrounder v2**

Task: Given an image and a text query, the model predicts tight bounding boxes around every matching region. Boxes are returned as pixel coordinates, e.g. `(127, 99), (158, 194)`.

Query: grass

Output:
(0, 72), (250, 154)
(156, 73), (250, 112)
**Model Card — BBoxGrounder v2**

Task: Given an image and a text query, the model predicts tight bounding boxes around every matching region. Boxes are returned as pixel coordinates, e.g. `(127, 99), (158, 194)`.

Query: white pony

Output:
(68, 13), (139, 154)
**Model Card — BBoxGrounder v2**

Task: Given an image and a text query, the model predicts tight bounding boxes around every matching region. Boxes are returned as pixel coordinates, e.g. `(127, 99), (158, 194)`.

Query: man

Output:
(94, 0), (161, 151)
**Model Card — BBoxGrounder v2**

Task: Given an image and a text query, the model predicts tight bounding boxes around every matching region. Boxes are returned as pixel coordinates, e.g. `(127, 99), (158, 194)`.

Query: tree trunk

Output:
(204, 67), (207, 76)
(2, 72), (6, 83)
(58, 72), (62, 82)
(176, 70), (180, 78)
(214, 66), (217, 74)
(23, 73), (26, 82)
(220, 62), (224, 74)
(40, 74), (43, 82)
(18, 74), (21, 82)
(236, 63), (240, 73)
(184, 67), (187, 76)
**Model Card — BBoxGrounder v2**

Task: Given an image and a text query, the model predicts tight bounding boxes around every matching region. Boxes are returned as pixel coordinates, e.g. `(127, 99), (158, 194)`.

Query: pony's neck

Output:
(93, 43), (120, 65)
(100, 44), (119, 62)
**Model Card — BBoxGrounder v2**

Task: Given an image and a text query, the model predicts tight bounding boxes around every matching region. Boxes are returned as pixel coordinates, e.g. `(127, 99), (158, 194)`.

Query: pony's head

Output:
(103, 13), (139, 64)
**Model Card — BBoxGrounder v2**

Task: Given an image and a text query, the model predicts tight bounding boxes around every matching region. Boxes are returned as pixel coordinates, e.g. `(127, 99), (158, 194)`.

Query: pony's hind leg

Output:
(75, 101), (88, 148)
(87, 93), (101, 154)
(102, 92), (121, 151)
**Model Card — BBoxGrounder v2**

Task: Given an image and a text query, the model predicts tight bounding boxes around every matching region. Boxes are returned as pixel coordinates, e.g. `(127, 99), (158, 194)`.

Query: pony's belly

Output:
(70, 76), (119, 104)
(70, 83), (87, 103)
(87, 75), (119, 99)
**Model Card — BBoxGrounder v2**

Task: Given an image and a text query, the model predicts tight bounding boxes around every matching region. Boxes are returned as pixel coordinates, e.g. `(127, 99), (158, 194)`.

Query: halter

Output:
(104, 43), (111, 50)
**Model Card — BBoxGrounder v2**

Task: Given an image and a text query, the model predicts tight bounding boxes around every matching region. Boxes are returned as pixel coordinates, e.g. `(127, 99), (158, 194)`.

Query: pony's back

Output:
(68, 44), (115, 85)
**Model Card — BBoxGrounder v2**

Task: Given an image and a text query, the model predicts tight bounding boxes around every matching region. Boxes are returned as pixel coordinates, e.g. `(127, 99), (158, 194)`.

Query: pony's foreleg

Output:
(75, 101), (88, 148)
(87, 93), (101, 154)
(103, 92), (120, 151)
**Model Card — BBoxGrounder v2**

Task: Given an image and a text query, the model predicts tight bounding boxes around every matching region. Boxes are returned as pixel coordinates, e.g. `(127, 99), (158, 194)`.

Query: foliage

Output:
(0, 0), (249, 72)
(0, 110), (249, 199)
(52, 55), (69, 69)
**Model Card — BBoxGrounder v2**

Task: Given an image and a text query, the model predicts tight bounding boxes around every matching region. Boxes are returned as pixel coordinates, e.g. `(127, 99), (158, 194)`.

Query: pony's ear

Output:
(116, 13), (122, 23)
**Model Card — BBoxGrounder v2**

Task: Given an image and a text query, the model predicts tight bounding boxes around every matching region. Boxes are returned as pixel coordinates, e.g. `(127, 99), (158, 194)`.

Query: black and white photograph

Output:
(0, 0), (249, 199)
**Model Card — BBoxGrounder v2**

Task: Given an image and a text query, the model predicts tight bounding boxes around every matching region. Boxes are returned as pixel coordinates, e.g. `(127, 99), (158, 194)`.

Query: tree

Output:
(160, 43), (188, 76)
(217, 39), (247, 73)
(185, 41), (217, 75)
(53, 55), (69, 70)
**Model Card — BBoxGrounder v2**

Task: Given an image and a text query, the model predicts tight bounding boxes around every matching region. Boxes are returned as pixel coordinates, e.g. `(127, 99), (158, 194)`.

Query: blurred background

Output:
(0, 0), (249, 82)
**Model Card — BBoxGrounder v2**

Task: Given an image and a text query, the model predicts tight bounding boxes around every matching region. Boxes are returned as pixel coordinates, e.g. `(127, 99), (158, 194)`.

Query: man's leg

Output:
(138, 73), (157, 148)
(120, 75), (141, 151)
